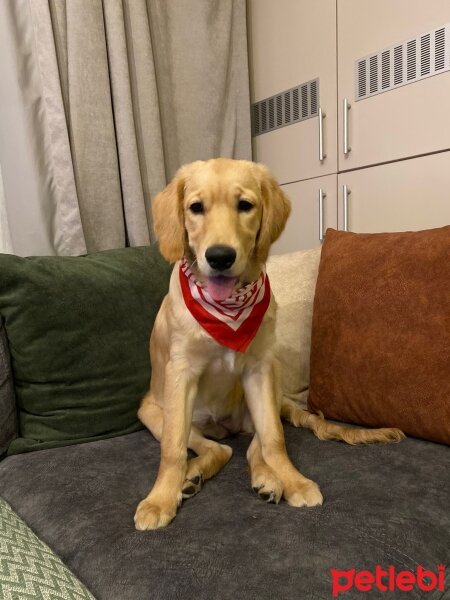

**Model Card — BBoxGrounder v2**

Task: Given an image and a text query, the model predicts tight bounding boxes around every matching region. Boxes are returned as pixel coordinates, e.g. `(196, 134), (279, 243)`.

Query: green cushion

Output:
(0, 497), (96, 599)
(0, 318), (17, 457)
(0, 246), (172, 455)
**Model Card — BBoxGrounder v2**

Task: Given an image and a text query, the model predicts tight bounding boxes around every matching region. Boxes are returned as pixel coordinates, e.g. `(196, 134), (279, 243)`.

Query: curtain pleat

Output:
(0, 166), (13, 254)
(103, 0), (151, 247)
(28, 0), (86, 256)
(64, 0), (126, 252)
(122, 0), (167, 232)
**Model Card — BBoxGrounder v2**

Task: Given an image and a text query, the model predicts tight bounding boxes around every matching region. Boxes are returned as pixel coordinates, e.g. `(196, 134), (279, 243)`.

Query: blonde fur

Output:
(152, 171), (186, 262)
(254, 163), (291, 262)
(134, 158), (404, 531)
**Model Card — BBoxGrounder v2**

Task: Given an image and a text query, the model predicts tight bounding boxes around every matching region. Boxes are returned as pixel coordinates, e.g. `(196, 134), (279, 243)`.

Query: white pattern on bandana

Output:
(179, 258), (271, 352)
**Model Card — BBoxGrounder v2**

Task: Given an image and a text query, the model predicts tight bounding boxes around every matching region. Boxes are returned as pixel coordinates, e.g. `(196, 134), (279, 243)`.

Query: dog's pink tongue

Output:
(206, 276), (238, 301)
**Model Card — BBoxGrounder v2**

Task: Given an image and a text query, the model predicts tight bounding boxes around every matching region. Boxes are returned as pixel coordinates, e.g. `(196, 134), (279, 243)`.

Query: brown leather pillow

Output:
(308, 226), (450, 445)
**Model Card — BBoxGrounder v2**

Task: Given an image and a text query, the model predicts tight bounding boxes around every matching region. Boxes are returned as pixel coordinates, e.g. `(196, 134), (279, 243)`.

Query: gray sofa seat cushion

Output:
(0, 428), (449, 600)
(0, 318), (17, 456)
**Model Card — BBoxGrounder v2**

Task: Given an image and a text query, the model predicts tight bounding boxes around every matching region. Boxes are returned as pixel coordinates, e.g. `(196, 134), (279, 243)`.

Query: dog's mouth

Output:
(205, 275), (239, 302)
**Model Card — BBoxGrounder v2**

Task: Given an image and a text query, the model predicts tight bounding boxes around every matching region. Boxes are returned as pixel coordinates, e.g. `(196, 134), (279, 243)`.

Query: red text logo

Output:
(330, 565), (445, 597)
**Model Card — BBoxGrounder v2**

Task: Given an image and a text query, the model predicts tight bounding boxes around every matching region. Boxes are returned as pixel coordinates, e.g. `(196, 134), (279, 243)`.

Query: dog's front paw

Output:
(284, 478), (323, 508)
(134, 499), (177, 531)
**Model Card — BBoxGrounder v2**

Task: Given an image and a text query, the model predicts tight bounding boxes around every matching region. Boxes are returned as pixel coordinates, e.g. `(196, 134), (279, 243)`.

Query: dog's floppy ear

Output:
(152, 169), (187, 262)
(254, 163), (291, 261)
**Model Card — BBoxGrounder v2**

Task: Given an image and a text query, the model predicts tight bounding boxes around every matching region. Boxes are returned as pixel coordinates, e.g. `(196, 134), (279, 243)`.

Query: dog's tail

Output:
(280, 397), (405, 445)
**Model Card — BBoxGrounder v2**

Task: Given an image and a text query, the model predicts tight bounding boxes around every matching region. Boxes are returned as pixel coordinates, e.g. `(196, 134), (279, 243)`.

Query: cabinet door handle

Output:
(343, 185), (351, 231)
(343, 98), (351, 155)
(319, 188), (326, 242)
(318, 107), (326, 161)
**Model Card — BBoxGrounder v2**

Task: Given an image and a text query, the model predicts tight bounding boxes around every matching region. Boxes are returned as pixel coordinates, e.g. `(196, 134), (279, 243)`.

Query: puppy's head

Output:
(152, 158), (291, 300)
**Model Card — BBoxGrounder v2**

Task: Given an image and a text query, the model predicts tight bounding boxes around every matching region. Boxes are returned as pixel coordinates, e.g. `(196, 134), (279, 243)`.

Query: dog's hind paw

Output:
(252, 485), (280, 504)
(251, 467), (283, 504)
(182, 474), (204, 499)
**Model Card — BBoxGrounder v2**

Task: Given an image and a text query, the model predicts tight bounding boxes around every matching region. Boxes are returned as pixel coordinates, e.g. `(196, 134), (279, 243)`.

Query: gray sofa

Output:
(0, 246), (449, 599)
(1, 411), (449, 599)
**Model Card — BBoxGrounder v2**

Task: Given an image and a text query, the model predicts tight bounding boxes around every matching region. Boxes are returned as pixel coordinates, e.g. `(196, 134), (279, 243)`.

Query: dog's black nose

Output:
(205, 245), (236, 271)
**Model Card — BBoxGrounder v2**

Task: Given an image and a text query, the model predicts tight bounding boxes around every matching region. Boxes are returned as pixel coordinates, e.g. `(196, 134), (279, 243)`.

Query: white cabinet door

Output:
(271, 175), (337, 254)
(337, 151), (450, 233)
(338, 0), (450, 171)
(248, 0), (337, 184)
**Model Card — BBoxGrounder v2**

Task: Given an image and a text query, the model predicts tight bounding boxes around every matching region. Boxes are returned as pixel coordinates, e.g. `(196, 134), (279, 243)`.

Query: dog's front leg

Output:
(134, 360), (197, 530)
(243, 358), (323, 508)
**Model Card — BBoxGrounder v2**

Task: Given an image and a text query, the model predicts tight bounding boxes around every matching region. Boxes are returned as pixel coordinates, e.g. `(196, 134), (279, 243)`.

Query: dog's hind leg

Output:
(138, 395), (232, 500)
(280, 397), (405, 445)
(138, 393), (164, 439)
(182, 428), (232, 499)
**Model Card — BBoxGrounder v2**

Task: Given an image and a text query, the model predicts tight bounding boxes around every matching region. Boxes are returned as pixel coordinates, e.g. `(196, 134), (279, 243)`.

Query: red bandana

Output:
(179, 258), (271, 352)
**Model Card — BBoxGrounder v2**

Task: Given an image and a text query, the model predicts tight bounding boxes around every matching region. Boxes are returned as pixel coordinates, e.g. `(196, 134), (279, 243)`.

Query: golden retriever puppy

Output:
(134, 158), (404, 530)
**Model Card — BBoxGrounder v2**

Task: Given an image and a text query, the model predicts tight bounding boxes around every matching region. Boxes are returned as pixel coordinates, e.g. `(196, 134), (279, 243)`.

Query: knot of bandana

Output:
(179, 258), (271, 352)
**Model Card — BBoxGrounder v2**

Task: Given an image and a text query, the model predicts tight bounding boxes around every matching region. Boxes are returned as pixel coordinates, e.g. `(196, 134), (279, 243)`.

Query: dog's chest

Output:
(192, 349), (245, 421)
(209, 349), (239, 374)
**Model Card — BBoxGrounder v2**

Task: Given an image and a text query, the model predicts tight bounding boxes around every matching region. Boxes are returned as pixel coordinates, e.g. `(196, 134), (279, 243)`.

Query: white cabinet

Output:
(248, 0), (337, 184)
(338, 0), (450, 171)
(271, 175), (337, 254)
(249, 1), (450, 251)
(337, 151), (450, 233)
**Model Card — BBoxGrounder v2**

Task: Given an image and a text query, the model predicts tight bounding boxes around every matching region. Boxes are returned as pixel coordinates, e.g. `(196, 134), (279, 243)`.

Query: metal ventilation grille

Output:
(355, 23), (450, 101)
(252, 78), (319, 136)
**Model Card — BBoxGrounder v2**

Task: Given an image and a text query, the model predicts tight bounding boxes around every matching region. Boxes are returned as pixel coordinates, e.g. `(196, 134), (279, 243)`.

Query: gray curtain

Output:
(0, 166), (12, 254)
(0, 0), (251, 256)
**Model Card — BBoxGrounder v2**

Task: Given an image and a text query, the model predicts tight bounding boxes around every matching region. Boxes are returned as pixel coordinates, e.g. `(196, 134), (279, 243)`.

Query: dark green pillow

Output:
(0, 318), (17, 456)
(0, 245), (172, 455)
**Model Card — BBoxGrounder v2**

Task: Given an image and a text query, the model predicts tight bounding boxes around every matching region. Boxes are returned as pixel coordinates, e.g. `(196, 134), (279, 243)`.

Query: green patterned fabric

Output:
(0, 498), (95, 599)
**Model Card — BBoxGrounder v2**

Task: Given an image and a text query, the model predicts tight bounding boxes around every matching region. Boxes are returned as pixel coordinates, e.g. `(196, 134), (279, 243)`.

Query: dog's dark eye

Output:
(189, 201), (204, 214)
(238, 199), (253, 212)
